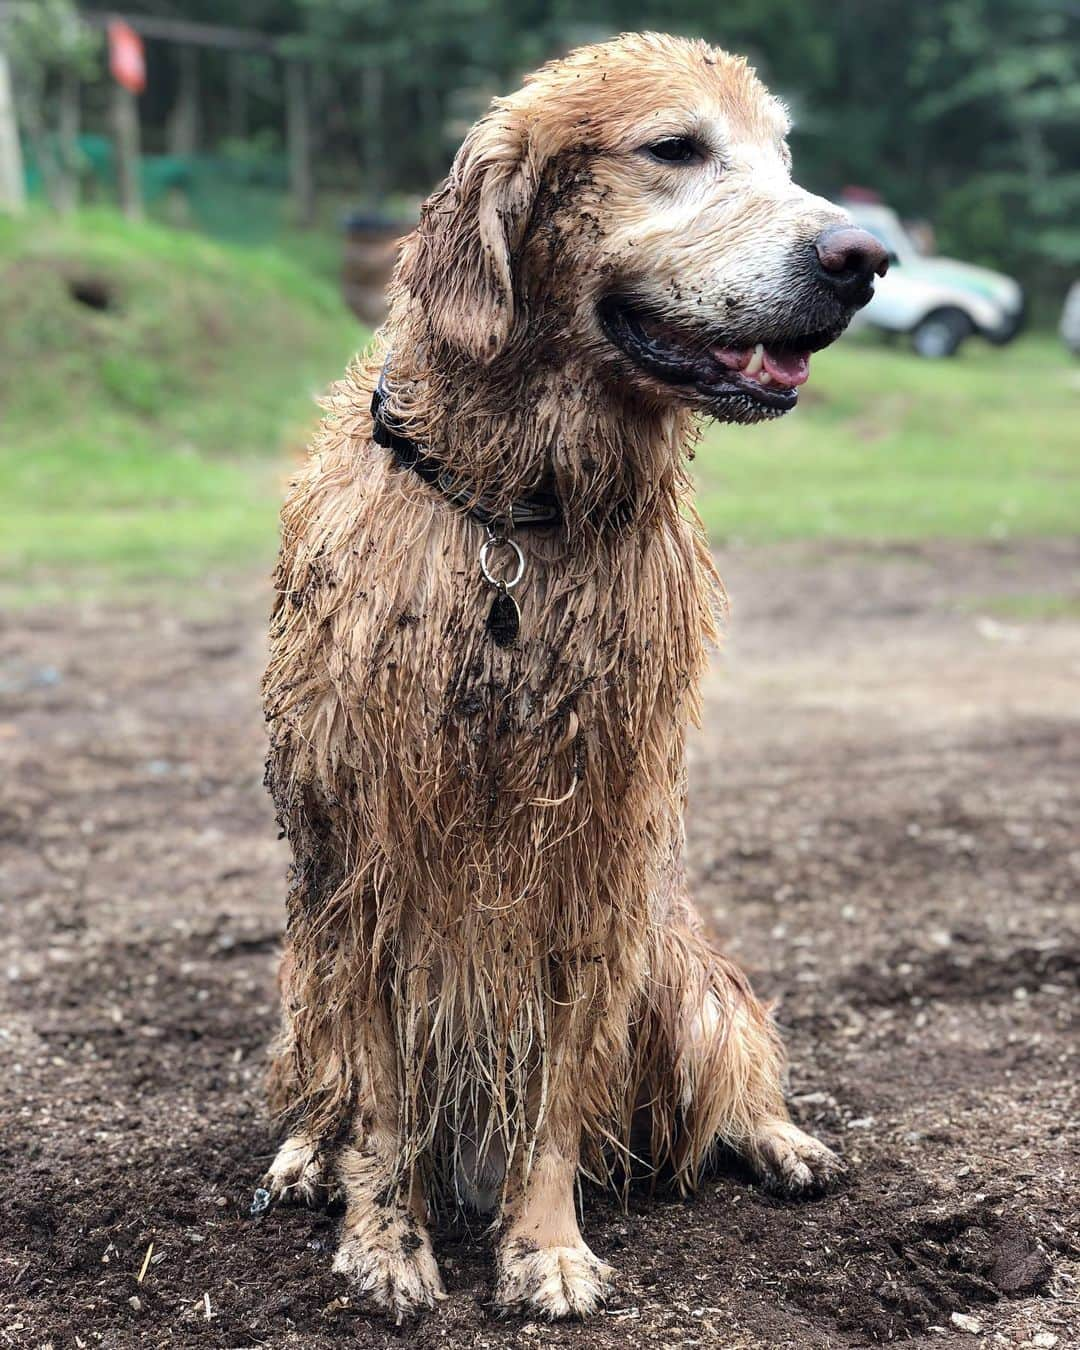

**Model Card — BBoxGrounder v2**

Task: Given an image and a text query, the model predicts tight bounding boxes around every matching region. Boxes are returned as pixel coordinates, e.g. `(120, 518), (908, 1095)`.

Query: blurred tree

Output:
(71, 0), (1080, 294)
(7, 0), (100, 212)
(285, 0), (1080, 290)
(904, 0), (1080, 285)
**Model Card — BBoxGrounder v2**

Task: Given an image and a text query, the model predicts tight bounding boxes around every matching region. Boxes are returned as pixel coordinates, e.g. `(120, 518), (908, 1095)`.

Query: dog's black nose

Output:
(813, 226), (889, 305)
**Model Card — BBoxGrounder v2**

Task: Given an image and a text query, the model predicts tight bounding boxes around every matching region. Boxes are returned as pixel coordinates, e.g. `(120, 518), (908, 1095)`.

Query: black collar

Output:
(370, 366), (562, 530)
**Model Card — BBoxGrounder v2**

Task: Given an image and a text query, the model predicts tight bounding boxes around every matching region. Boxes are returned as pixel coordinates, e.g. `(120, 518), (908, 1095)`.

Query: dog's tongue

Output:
(712, 343), (811, 389)
(761, 347), (810, 387)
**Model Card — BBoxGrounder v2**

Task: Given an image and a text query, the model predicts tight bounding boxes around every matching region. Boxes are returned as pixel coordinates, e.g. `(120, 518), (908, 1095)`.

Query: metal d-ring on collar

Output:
(479, 531), (525, 590)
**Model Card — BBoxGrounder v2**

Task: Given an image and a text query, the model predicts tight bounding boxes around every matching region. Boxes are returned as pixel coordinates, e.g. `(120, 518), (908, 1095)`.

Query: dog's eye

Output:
(645, 136), (702, 165)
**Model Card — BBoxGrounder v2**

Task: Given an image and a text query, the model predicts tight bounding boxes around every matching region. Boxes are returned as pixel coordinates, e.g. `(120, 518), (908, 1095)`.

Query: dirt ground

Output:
(1, 539), (1077, 1350)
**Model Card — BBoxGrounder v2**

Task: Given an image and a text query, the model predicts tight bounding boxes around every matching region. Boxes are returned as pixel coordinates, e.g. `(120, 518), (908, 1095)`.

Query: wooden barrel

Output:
(342, 212), (411, 326)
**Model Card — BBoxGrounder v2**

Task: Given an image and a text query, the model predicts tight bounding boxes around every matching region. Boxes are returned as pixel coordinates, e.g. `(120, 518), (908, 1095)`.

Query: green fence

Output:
(23, 135), (292, 244)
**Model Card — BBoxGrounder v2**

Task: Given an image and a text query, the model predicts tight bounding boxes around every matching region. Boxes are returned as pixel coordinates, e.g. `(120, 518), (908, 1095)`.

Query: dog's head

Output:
(399, 32), (887, 424)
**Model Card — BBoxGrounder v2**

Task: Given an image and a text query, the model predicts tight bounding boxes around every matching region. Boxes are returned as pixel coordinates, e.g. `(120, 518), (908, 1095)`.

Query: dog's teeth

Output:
(758, 371), (773, 385)
(745, 343), (765, 376)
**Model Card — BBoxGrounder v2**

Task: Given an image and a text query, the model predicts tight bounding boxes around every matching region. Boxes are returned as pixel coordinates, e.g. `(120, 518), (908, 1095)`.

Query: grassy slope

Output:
(0, 210), (361, 602)
(2, 210), (1076, 604)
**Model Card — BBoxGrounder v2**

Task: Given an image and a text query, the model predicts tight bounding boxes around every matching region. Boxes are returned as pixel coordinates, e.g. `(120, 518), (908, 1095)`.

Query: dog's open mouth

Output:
(599, 299), (844, 415)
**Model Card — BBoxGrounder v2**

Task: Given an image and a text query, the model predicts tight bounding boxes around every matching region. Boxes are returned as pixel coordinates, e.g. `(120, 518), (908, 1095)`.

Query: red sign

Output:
(108, 20), (146, 95)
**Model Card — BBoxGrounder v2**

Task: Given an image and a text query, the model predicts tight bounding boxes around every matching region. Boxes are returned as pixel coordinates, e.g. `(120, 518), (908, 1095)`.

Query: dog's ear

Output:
(402, 104), (539, 363)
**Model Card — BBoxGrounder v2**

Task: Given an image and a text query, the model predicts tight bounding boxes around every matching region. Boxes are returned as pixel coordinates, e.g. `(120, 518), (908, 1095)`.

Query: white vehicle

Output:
(841, 201), (1025, 358)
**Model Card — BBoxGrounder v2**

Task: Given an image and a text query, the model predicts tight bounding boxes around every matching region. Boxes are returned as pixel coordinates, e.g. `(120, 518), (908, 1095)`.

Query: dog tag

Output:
(486, 589), (520, 647)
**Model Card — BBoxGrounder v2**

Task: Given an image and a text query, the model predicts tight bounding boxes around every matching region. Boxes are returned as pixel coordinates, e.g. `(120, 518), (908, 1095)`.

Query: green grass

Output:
(0, 209), (363, 603)
(960, 592), (1080, 621)
(2, 208), (1077, 605)
(693, 333), (1080, 542)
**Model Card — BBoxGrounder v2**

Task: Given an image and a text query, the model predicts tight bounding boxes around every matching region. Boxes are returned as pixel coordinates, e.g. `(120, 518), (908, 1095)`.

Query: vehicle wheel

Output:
(911, 308), (972, 358)
(986, 294), (1026, 345)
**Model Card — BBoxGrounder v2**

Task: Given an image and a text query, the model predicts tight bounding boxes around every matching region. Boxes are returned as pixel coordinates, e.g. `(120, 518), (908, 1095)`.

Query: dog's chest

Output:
(334, 518), (712, 827)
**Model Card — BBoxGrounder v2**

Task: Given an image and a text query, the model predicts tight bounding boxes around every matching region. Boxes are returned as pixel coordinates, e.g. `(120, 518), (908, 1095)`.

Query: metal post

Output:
(56, 65), (80, 214)
(168, 44), (199, 156)
(362, 63), (383, 203)
(112, 81), (142, 219)
(0, 43), (26, 214)
(227, 51), (247, 140)
(285, 59), (313, 227)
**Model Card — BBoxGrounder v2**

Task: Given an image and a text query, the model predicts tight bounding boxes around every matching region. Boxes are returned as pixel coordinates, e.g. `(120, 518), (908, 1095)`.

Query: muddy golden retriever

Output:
(259, 31), (886, 1322)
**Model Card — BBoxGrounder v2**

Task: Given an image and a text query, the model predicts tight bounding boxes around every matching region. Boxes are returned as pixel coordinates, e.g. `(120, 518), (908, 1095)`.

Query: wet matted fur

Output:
(261, 32), (880, 1322)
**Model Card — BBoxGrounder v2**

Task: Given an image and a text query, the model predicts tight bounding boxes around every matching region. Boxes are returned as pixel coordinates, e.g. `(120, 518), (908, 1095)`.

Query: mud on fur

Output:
(260, 31), (880, 1322)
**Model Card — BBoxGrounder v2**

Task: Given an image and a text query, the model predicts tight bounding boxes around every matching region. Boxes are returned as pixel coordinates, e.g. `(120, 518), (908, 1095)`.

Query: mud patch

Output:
(777, 1187), (1053, 1341)
(843, 938), (1080, 1008)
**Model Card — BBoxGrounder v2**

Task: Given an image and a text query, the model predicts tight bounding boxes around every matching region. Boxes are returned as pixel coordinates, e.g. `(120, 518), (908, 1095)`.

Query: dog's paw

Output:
(260, 1133), (332, 1208)
(494, 1238), (613, 1320)
(333, 1223), (445, 1324)
(750, 1118), (845, 1198)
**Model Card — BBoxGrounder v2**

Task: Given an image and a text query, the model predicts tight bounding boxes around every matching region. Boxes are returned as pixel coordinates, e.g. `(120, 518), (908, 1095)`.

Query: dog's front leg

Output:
(494, 1114), (613, 1320)
(492, 953), (631, 1320)
(330, 1008), (445, 1323)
